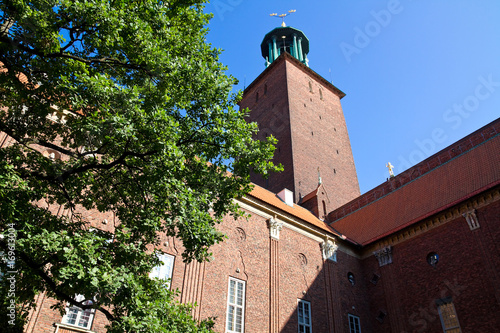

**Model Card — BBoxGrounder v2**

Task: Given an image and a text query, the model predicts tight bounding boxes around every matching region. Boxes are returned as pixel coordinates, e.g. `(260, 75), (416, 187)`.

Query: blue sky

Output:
(204, 0), (500, 194)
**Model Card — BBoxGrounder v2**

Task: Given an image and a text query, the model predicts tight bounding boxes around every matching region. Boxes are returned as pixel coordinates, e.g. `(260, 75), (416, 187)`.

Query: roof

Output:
(241, 53), (345, 100)
(260, 26), (309, 57)
(329, 118), (500, 245)
(246, 183), (342, 237)
(301, 183), (330, 204)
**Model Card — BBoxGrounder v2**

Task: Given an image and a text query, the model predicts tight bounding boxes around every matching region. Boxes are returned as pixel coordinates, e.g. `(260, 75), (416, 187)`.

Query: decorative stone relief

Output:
(463, 209), (480, 230)
(373, 246), (392, 267)
(298, 253), (308, 266)
(321, 239), (338, 261)
(235, 227), (247, 241)
(268, 217), (283, 240)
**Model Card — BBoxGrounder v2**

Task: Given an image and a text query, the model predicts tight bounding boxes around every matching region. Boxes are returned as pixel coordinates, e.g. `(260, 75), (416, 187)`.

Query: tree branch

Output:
(0, 35), (149, 73)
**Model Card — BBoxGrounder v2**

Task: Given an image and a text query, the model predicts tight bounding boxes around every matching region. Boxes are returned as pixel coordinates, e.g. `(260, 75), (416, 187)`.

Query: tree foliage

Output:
(0, 0), (279, 331)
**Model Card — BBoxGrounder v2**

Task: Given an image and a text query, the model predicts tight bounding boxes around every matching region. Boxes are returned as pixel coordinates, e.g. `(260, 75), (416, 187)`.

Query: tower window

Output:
(308, 81), (313, 93)
(322, 200), (327, 217)
(319, 88), (323, 100)
(256, 92), (259, 102)
(264, 84), (268, 95)
(347, 272), (355, 286)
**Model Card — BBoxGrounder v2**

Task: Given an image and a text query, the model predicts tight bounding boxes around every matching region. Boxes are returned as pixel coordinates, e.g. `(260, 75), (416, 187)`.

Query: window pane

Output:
(446, 329), (461, 333)
(78, 309), (92, 328)
(235, 307), (243, 332)
(348, 315), (361, 333)
(227, 305), (234, 330)
(229, 280), (236, 304)
(65, 308), (79, 325)
(150, 254), (174, 286)
(439, 302), (461, 332)
(227, 278), (245, 333)
(236, 282), (243, 306)
(298, 300), (312, 332)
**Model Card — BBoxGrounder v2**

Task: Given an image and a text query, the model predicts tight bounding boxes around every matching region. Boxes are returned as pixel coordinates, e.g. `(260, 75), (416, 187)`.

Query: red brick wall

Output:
(284, 58), (360, 212)
(362, 198), (500, 333)
(199, 209), (271, 332)
(240, 55), (360, 213)
(240, 57), (295, 197)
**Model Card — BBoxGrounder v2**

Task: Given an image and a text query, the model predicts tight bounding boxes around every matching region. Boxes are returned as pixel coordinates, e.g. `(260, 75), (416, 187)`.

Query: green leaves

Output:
(0, 0), (280, 331)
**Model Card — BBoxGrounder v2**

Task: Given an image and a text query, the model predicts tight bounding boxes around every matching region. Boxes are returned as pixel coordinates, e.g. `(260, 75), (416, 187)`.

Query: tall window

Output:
(298, 299), (312, 333)
(150, 253), (175, 288)
(438, 301), (461, 333)
(348, 314), (361, 333)
(226, 277), (245, 333)
(61, 295), (95, 330)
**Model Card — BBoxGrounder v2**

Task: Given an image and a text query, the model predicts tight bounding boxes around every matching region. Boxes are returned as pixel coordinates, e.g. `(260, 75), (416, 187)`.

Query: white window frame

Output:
(226, 277), (246, 333)
(61, 295), (95, 330)
(348, 314), (361, 333)
(298, 299), (312, 333)
(438, 302), (462, 332)
(149, 253), (175, 288)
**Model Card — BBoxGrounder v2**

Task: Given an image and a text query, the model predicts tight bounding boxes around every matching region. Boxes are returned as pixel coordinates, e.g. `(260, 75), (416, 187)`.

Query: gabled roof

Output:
(246, 183), (343, 237)
(301, 183), (330, 204)
(329, 118), (500, 245)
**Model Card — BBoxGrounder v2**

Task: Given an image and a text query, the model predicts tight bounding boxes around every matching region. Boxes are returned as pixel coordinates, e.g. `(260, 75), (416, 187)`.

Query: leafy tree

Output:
(0, 0), (279, 331)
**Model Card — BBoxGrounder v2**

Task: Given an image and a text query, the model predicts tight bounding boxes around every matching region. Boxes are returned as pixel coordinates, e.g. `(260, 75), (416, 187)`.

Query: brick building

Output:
(19, 24), (500, 333)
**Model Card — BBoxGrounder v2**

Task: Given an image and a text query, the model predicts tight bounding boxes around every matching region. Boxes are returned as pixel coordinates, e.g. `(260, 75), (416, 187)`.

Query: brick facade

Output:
(240, 53), (360, 213)
(9, 28), (500, 333)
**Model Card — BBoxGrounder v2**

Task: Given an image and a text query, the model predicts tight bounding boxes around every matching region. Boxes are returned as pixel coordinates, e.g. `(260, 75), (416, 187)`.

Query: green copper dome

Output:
(260, 26), (309, 67)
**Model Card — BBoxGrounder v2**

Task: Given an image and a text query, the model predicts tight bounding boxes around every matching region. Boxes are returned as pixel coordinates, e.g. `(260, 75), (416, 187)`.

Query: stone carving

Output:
(463, 209), (480, 230)
(373, 246), (392, 267)
(268, 217), (283, 240)
(235, 227), (247, 241)
(321, 239), (338, 261)
(298, 253), (308, 266)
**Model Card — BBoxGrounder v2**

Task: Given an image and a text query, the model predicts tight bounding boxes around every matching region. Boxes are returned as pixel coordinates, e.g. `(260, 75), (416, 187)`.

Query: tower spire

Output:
(261, 14), (309, 68)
